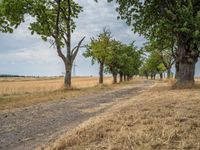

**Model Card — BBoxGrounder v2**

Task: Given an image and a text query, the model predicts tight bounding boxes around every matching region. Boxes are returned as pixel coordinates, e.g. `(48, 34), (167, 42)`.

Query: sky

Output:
(0, 0), (146, 76)
(0, 0), (200, 77)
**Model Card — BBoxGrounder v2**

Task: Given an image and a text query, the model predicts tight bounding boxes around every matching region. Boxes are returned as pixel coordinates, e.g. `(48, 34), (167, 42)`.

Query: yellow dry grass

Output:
(0, 76), (112, 95)
(46, 81), (200, 150)
(0, 76), (112, 111)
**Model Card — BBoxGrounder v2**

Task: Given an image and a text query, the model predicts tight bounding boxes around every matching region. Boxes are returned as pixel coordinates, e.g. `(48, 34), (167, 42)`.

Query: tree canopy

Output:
(84, 29), (142, 84)
(0, 0), (85, 88)
(110, 0), (200, 87)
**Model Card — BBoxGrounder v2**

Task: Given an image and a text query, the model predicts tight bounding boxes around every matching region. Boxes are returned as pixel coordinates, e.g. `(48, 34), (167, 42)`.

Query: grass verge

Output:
(44, 81), (200, 150)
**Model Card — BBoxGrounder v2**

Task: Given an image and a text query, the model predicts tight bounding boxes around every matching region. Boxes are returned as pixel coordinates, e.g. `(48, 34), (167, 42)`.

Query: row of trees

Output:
(111, 0), (200, 87)
(0, 0), (142, 87)
(84, 28), (142, 84)
(140, 52), (167, 80)
(2, 0), (199, 88)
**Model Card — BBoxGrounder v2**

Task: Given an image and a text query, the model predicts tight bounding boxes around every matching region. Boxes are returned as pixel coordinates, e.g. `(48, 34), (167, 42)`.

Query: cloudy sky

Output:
(1, 0), (199, 76)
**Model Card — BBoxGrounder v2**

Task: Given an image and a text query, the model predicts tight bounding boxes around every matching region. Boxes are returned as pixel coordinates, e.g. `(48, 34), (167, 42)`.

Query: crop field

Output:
(0, 76), (112, 110)
(0, 76), (112, 95)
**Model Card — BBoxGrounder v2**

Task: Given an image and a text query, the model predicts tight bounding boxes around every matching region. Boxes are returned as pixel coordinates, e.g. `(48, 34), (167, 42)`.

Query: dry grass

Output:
(0, 76), (112, 111)
(0, 76), (112, 95)
(46, 82), (200, 150)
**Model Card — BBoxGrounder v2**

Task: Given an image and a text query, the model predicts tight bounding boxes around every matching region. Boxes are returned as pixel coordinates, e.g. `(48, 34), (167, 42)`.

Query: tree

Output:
(140, 52), (166, 80)
(0, 0), (85, 88)
(104, 40), (122, 84)
(110, 0), (200, 87)
(139, 63), (149, 79)
(144, 40), (175, 79)
(84, 28), (112, 84)
(119, 43), (142, 80)
(103, 41), (142, 84)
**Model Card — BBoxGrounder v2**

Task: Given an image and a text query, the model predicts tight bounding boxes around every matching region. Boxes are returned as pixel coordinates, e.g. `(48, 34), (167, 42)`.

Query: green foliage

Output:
(140, 52), (166, 77)
(117, 43), (142, 76)
(110, 0), (200, 82)
(29, 0), (82, 45)
(0, 0), (84, 87)
(0, 0), (82, 44)
(84, 28), (112, 64)
(84, 28), (142, 77)
(111, 0), (200, 54)
(0, 0), (29, 33)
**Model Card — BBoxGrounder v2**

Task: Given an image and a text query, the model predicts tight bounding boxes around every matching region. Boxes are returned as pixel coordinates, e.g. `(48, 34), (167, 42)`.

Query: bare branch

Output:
(71, 36), (86, 62)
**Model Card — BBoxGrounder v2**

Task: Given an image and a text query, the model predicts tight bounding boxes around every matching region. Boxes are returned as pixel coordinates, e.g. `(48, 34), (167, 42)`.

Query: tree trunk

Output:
(150, 74), (153, 79)
(175, 61), (196, 87)
(127, 76), (132, 81)
(124, 75), (127, 81)
(167, 68), (171, 79)
(174, 37), (198, 88)
(119, 72), (123, 82)
(64, 63), (72, 88)
(175, 61), (180, 79)
(159, 73), (163, 80)
(153, 74), (156, 80)
(99, 62), (104, 84)
(112, 73), (117, 84)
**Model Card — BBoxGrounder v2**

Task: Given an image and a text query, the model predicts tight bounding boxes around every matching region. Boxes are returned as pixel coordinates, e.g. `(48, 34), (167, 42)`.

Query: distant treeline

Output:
(0, 74), (26, 77)
(0, 74), (64, 78)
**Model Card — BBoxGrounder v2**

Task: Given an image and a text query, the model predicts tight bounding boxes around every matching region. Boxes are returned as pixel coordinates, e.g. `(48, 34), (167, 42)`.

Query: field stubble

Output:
(46, 81), (200, 150)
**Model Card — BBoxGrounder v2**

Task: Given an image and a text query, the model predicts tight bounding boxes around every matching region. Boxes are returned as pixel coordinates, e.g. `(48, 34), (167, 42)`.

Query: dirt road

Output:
(0, 81), (152, 150)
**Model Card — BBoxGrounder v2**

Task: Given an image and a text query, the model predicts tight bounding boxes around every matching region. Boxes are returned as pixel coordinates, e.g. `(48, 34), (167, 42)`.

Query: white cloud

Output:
(0, 0), (146, 76)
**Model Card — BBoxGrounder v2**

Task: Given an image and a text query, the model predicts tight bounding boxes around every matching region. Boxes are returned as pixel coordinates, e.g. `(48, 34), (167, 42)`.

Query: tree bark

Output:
(175, 61), (196, 87)
(174, 37), (198, 88)
(112, 72), (117, 84)
(124, 75), (127, 81)
(175, 60), (180, 79)
(167, 68), (171, 79)
(99, 62), (104, 84)
(153, 74), (156, 80)
(64, 63), (72, 88)
(150, 74), (153, 79)
(159, 73), (163, 80)
(119, 72), (123, 82)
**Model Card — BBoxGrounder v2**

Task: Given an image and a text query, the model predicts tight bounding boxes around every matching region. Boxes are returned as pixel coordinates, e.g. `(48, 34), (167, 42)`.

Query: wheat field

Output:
(0, 76), (112, 95)
(0, 76), (113, 110)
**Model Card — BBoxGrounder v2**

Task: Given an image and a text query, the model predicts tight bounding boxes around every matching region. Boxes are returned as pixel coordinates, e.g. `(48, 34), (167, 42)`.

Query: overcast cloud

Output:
(2, 0), (189, 77)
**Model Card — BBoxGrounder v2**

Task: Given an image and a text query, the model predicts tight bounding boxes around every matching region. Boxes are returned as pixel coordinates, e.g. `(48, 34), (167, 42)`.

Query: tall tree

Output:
(119, 43), (142, 80)
(104, 40), (122, 84)
(84, 28), (112, 84)
(110, 0), (200, 87)
(0, 0), (85, 88)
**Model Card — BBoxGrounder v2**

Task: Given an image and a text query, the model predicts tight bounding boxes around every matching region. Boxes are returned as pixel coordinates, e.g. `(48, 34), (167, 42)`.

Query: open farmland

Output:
(0, 78), (151, 150)
(1, 0), (200, 149)
(0, 77), (112, 110)
(0, 76), (112, 95)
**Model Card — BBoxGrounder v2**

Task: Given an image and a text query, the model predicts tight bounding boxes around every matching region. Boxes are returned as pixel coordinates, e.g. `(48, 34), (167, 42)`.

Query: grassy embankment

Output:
(0, 76), (114, 110)
(46, 80), (200, 150)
